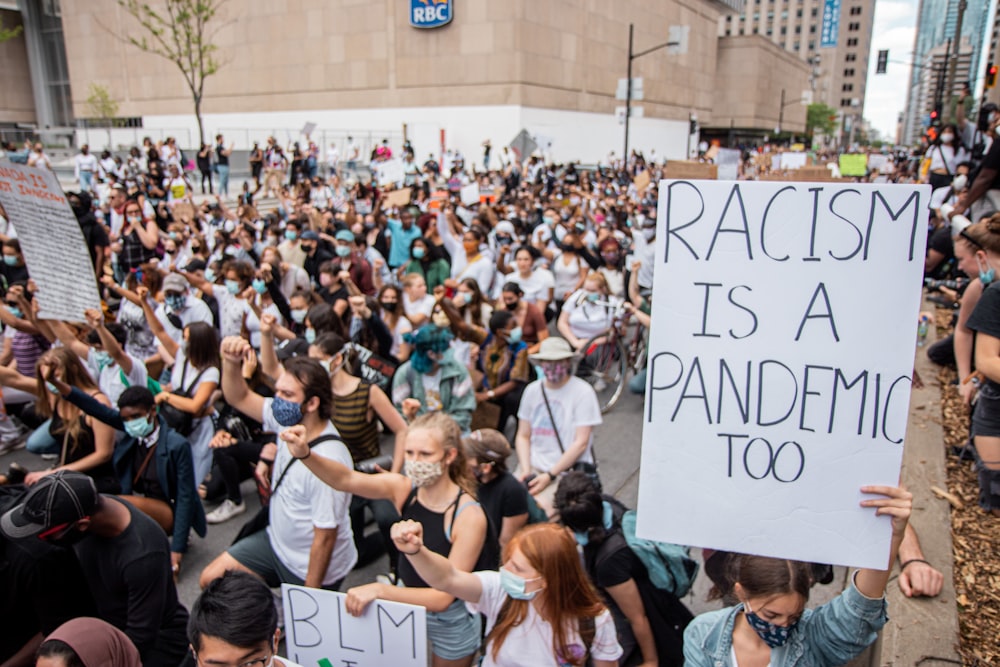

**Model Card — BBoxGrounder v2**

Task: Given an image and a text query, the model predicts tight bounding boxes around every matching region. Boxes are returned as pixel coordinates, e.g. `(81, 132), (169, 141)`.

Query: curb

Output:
(878, 305), (961, 665)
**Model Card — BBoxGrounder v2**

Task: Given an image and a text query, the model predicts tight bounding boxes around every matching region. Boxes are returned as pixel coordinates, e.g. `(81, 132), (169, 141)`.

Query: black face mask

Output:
(380, 301), (399, 313)
(47, 526), (89, 548)
(505, 300), (519, 311)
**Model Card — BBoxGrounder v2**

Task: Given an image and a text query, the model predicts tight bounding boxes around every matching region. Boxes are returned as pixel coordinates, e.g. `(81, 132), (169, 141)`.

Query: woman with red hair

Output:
(390, 521), (622, 667)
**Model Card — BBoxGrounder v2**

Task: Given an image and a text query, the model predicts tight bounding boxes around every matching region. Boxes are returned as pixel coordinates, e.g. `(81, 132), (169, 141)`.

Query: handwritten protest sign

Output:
(383, 187), (413, 209)
(348, 342), (398, 391)
(839, 153), (868, 177)
(716, 149), (741, 181)
(282, 584), (427, 667)
(637, 180), (928, 569)
(0, 164), (100, 321)
(460, 182), (479, 205)
(378, 159), (405, 187)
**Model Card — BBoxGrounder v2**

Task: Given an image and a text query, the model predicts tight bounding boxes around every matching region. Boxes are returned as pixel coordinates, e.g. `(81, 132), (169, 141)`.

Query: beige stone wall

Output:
(61, 0), (727, 123)
(712, 35), (809, 132)
(0, 9), (36, 124)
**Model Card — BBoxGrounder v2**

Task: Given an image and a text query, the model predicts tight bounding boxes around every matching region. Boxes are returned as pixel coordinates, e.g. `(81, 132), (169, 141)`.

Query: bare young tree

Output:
(117, 0), (226, 146)
(85, 83), (119, 150)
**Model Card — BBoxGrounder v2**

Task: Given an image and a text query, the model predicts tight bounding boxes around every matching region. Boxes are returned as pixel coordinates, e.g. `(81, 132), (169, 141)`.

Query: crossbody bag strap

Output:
(271, 434), (343, 497)
(133, 443), (158, 486)
(540, 383), (565, 453)
(938, 144), (952, 175)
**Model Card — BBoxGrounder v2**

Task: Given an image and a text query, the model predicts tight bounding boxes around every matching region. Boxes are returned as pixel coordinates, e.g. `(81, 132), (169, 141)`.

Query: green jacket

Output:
(402, 258), (451, 290)
(391, 356), (475, 432)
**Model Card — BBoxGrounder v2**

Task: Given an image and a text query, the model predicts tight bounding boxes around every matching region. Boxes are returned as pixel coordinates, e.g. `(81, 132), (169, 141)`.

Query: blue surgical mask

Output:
(45, 381), (60, 395)
(252, 278), (267, 294)
(335, 245), (352, 258)
(508, 326), (523, 344)
(271, 396), (303, 427)
(124, 415), (155, 439)
(542, 215), (555, 227)
(412, 247), (426, 260)
(744, 602), (799, 649)
(304, 328), (316, 344)
(285, 230), (298, 241)
(291, 309), (307, 324)
(3, 256), (17, 266)
(93, 350), (112, 370)
(981, 269), (995, 286)
(7, 306), (22, 319)
(225, 279), (241, 294)
(499, 567), (543, 601)
(204, 269), (216, 283)
(585, 291), (600, 303)
(165, 294), (186, 311)
(573, 530), (590, 546)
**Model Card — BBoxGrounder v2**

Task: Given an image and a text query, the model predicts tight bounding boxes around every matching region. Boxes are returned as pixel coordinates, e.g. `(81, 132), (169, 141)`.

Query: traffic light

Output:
(876, 50), (888, 75)
(987, 63), (998, 88)
(689, 118), (699, 135)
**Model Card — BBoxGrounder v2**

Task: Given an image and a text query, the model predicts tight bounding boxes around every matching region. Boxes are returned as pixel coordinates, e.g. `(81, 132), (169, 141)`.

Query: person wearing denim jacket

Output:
(684, 485), (911, 667)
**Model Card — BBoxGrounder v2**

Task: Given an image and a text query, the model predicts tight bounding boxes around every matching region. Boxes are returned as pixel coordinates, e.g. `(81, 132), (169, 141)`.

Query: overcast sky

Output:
(864, 0), (918, 140)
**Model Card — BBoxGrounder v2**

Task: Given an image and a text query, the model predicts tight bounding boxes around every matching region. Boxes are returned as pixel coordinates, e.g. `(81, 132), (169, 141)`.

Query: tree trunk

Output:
(106, 122), (112, 151)
(194, 95), (205, 148)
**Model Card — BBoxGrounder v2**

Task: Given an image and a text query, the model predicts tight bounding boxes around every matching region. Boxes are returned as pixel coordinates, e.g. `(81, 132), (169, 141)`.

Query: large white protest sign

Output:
(0, 164), (100, 322)
(282, 584), (428, 667)
(637, 180), (928, 569)
(378, 159), (406, 187)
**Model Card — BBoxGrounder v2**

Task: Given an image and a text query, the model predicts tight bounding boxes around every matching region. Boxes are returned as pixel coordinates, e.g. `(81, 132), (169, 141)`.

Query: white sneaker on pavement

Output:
(205, 499), (246, 524)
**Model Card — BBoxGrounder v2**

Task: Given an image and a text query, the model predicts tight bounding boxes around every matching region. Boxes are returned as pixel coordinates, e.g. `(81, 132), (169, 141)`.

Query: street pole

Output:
(778, 88), (786, 137)
(947, 0), (967, 118)
(624, 23), (634, 164)
(935, 39), (951, 120)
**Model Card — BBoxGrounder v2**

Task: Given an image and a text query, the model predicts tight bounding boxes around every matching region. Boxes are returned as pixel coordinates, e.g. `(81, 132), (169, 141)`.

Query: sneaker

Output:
(592, 378), (608, 392)
(0, 433), (27, 455)
(375, 572), (398, 586)
(40, 452), (59, 461)
(205, 499), (246, 524)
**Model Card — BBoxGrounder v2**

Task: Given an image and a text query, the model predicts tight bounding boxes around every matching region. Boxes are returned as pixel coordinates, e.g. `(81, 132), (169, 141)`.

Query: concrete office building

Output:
(983, 1), (1000, 108)
(3, 0), (808, 161)
(720, 0), (875, 133)
(902, 0), (993, 146)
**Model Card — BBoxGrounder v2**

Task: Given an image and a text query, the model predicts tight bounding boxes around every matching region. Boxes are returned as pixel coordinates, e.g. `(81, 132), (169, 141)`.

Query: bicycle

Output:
(575, 300), (648, 413)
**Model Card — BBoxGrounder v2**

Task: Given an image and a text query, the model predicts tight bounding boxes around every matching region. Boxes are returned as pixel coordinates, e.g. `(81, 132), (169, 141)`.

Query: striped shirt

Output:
(332, 381), (380, 463)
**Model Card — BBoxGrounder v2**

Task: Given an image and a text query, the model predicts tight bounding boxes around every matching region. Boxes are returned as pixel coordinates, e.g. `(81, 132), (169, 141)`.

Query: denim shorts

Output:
(972, 382), (1000, 438)
(426, 598), (481, 660)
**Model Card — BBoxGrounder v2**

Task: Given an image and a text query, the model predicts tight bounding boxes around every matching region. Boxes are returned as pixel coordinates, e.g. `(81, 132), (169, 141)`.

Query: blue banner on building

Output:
(410, 0), (453, 29)
(820, 0), (841, 48)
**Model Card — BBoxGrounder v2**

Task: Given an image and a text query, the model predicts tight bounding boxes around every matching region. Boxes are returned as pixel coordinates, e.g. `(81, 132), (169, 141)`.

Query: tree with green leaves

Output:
(85, 83), (119, 150)
(116, 0), (226, 145)
(0, 15), (23, 43)
(806, 103), (839, 138)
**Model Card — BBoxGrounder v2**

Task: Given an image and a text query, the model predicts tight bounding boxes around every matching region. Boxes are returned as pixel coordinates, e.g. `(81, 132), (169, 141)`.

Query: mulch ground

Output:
(932, 308), (1000, 666)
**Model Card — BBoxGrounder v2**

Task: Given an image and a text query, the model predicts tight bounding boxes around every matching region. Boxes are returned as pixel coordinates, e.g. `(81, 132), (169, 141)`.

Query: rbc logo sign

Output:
(410, 0), (452, 28)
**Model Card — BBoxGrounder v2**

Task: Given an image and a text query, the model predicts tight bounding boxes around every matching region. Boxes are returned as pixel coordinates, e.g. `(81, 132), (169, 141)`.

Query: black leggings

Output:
(199, 169), (213, 194)
(211, 439), (265, 503)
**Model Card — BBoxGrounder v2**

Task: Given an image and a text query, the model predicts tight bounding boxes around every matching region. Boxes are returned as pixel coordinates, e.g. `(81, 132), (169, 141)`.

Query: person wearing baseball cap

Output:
(1, 471), (190, 667)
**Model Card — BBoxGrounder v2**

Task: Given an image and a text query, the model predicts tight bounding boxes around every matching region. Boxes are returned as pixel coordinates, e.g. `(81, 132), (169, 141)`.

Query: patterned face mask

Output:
(404, 459), (445, 487)
(541, 361), (570, 384)
(743, 601), (799, 648)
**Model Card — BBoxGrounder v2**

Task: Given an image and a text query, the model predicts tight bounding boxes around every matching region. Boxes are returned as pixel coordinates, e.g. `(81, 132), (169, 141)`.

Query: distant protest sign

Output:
(0, 164), (100, 321)
(839, 153), (868, 177)
(282, 585), (427, 667)
(637, 180), (928, 569)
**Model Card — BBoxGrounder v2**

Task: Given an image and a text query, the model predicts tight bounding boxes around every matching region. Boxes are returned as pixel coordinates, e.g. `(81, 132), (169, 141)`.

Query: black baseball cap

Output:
(0, 470), (98, 539)
(183, 259), (207, 272)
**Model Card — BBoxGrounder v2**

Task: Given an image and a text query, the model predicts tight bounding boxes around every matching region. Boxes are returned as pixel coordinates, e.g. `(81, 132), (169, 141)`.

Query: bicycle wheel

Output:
(577, 335), (627, 413)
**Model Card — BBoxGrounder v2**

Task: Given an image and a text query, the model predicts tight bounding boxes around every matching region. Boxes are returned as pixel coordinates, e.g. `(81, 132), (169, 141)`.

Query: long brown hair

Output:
(408, 412), (476, 498)
(487, 524), (606, 665)
(35, 348), (100, 449)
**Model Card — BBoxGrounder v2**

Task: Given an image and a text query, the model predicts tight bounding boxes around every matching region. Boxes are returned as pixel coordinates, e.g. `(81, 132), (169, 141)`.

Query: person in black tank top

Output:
(281, 412), (498, 667)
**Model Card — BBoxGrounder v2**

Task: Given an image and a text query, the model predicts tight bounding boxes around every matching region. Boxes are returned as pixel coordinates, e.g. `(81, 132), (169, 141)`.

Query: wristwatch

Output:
(487, 389), (495, 399)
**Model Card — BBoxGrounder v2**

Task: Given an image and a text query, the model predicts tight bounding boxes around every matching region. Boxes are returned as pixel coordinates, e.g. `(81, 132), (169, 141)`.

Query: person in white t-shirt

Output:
(402, 272), (436, 328)
(189, 570), (306, 667)
(390, 520), (622, 667)
(49, 310), (149, 407)
(515, 337), (602, 517)
(200, 338), (357, 590)
(558, 272), (622, 351)
(504, 246), (555, 314)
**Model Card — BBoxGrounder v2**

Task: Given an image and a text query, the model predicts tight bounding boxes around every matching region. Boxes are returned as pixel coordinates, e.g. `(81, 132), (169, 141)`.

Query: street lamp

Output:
(623, 23), (688, 161)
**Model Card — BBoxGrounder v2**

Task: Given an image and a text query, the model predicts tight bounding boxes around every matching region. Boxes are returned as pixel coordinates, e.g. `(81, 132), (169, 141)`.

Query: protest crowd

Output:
(4, 122), (990, 667)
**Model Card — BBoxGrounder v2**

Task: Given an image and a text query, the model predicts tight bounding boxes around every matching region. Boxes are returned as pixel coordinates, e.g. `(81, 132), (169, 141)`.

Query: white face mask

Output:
(940, 133), (955, 143)
(952, 174), (969, 191)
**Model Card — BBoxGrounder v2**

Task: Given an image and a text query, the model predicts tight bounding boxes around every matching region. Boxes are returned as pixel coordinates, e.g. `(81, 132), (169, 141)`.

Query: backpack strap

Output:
(272, 434), (343, 497)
